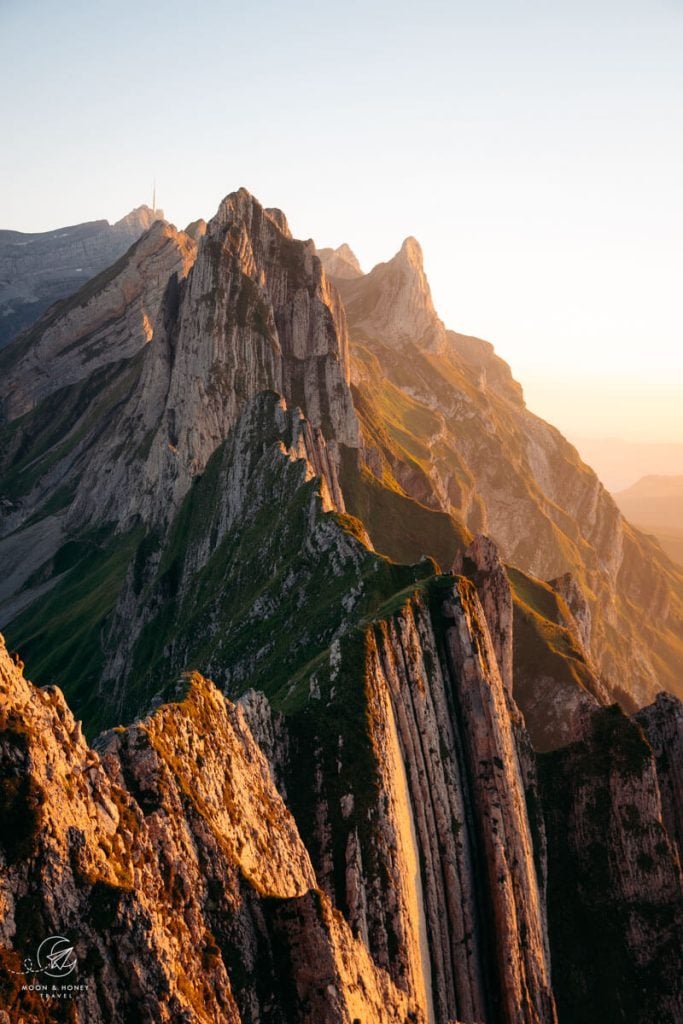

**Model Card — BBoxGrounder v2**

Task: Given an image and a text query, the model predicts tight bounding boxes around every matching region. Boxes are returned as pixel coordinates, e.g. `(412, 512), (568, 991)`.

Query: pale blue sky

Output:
(1, 0), (681, 441)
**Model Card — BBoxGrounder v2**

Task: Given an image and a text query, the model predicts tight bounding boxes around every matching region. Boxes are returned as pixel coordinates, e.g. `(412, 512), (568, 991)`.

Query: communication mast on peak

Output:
(152, 178), (157, 214)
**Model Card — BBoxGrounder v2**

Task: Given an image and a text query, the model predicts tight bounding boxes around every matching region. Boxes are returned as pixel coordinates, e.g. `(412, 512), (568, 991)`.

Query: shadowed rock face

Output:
(0, 206), (164, 350)
(540, 702), (683, 1024)
(636, 693), (683, 862)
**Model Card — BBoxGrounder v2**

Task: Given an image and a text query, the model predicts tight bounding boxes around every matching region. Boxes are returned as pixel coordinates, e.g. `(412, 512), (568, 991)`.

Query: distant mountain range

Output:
(571, 436), (683, 491)
(0, 205), (163, 348)
(614, 475), (683, 566)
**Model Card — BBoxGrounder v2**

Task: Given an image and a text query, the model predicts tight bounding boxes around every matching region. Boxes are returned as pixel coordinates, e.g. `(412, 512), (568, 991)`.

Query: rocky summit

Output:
(0, 189), (681, 1023)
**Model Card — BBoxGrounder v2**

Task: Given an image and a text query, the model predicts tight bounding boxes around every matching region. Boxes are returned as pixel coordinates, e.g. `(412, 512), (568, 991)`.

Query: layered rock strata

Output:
(0, 637), (417, 1024)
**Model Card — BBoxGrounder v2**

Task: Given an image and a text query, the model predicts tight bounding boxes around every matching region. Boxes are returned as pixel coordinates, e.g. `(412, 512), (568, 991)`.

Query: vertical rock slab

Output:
(635, 692), (683, 862)
(441, 578), (557, 1024)
(455, 534), (513, 695)
(539, 704), (683, 1024)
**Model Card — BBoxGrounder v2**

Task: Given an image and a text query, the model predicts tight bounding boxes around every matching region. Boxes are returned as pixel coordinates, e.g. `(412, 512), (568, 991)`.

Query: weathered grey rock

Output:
(548, 571), (593, 651)
(333, 236), (447, 352)
(454, 534), (513, 695)
(290, 578), (557, 1024)
(0, 206), (164, 349)
(0, 219), (196, 422)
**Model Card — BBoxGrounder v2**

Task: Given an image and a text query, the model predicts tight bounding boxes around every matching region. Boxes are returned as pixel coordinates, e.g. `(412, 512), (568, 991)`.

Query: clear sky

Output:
(1, 0), (681, 443)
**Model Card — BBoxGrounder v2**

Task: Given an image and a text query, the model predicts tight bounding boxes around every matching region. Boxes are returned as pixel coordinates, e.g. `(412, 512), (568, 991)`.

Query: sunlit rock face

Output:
(316, 243), (363, 280)
(0, 190), (358, 533)
(332, 236), (447, 353)
(0, 636), (417, 1024)
(0, 220), (195, 423)
(0, 205), (164, 350)
(321, 238), (683, 710)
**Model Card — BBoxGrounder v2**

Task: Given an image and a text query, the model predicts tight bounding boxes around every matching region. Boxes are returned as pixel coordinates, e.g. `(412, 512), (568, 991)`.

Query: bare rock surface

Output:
(540, 702), (683, 1024)
(636, 692), (683, 862)
(0, 206), (164, 350)
(0, 635), (416, 1023)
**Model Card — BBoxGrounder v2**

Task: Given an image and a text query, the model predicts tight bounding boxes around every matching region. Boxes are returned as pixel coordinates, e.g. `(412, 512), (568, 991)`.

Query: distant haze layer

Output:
(569, 438), (683, 492)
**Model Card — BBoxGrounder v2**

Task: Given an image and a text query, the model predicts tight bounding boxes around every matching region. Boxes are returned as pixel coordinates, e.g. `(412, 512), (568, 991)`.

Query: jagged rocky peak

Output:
(184, 216), (208, 241)
(332, 233), (447, 352)
(113, 203), (165, 232)
(264, 205), (293, 237)
(156, 186), (360, 487)
(0, 187), (360, 536)
(317, 242), (363, 279)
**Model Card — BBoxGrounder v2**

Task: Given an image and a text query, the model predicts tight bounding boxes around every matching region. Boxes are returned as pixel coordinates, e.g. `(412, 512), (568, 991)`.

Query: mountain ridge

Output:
(0, 205), (164, 350)
(0, 187), (682, 1022)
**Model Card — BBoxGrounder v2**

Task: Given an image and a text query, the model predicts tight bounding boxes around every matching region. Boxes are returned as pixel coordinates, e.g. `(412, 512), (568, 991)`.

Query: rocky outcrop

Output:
(87, 391), (368, 728)
(3, 189), (682, 737)
(0, 190), (359, 539)
(283, 574), (557, 1024)
(0, 636), (417, 1023)
(540, 704), (683, 1024)
(635, 693), (683, 861)
(454, 534), (513, 695)
(316, 244), (362, 280)
(0, 206), (164, 350)
(0, 220), (196, 422)
(333, 237), (447, 352)
(547, 572), (592, 651)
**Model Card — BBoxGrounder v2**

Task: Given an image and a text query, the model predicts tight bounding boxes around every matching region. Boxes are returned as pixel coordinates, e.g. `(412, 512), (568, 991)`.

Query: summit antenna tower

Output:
(152, 178), (156, 214)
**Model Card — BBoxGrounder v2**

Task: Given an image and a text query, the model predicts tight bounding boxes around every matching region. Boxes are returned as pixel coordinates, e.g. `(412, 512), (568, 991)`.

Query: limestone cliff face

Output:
(146, 188), (358, 517)
(2, 558), (682, 1023)
(454, 535), (513, 696)
(0, 206), (164, 350)
(323, 238), (683, 709)
(1, 188), (682, 1024)
(0, 221), (196, 423)
(540, 703), (683, 1024)
(0, 636), (416, 1024)
(281, 574), (557, 1024)
(636, 693), (683, 862)
(331, 237), (447, 353)
(93, 392), (362, 725)
(0, 190), (358, 540)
